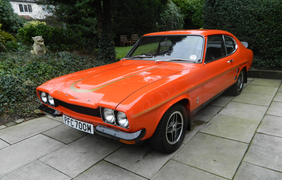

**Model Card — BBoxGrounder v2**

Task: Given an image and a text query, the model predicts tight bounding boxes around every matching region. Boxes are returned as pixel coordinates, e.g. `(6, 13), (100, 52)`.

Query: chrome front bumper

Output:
(95, 125), (146, 143)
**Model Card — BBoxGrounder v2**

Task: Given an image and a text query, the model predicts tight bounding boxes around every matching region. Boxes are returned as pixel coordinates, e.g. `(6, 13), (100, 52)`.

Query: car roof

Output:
(143, 29), (233, 37)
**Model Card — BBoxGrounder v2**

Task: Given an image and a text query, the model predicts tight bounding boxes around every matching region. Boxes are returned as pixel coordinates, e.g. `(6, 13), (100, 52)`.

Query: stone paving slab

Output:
(1, 161), (71, 180)
(274, 92), (282, 102)
(234, 162), (282, 180)
(267, 102), (282, 117)
(0, 134), (64, 177)
(219, 102), (268, 122)
(174, 133), (248, 179)
(151, 160), (226, 180)
(0, 117), (61, 144)
(74, 160), (146, 180)
(43, 124), (87, 144)
(242, 84), (278, 96)
(201, 114), (260, 143)
(192, 105), (222, 122)
(40, 134), (123, 178)
(257, 115), (282, 137)
(244, 133), (282, 172)
(183, 120), (205, 144)
(105, 142), (175, 179)
(250, 78), (282, 87)
(279, 86), (282, 92)
(232, 91), (275, 106)
(0, 139), (9, 150)
(211, 95), (234, 107)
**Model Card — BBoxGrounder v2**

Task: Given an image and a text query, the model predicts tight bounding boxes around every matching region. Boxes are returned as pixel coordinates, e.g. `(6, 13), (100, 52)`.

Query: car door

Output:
(223, 35), (240, 85)
(202, 35), (234, 103)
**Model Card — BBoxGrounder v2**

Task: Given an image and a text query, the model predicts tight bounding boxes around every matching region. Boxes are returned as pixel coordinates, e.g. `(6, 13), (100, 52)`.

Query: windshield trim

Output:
(125, 35), (205, 64)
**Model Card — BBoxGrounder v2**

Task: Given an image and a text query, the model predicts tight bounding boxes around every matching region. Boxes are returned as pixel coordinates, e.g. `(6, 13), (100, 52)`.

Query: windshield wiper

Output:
(131, 55), (153, 59)
(155, 58), (195, 63)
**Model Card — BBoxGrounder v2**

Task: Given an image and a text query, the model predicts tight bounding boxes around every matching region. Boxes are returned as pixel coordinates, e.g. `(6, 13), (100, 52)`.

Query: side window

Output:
(205, 35), (226, 63)
(224, 36), (236, 54)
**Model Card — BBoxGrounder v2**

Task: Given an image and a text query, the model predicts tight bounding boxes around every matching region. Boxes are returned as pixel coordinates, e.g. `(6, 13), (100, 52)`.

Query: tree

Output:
(0, 0), (25, 33)
(157, 0), (184, 31)
(172, 0), (204, 29)
(46, 0), (116, 61)
(96, 0), (116, 62)
(111, 0), (168, 39)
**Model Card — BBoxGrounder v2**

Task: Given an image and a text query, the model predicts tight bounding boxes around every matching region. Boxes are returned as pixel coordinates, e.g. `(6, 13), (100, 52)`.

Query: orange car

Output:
(37, 30), (253, 153)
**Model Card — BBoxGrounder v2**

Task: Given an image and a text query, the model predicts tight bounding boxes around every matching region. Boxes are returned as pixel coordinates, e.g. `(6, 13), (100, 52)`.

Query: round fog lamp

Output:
(40, 92), (47, 103)
(48, 94), (55, 106)
(117, 112), (129, 128)
(103, 108), (115, 124)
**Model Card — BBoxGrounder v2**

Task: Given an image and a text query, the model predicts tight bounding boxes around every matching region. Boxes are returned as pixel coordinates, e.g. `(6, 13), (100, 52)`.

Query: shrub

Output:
(203, 0), (282, 69)
(0, 0), (25, 33)
(0, 24), (18, 52)
(17, 21), (83, 51)
(0, 51), (109, 124)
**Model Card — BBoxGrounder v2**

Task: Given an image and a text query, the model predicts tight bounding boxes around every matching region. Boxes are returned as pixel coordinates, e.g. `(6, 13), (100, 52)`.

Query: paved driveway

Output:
(1, 78), (282, 180)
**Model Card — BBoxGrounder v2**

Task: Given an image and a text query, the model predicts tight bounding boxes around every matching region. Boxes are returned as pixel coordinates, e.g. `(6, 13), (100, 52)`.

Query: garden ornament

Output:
(31, 36), (46, 55)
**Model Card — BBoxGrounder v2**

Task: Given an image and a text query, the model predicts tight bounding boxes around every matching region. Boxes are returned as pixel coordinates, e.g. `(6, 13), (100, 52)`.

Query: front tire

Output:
(149, 104), (188, 154)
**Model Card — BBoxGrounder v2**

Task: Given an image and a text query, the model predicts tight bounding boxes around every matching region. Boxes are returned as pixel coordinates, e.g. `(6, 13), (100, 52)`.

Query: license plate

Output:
(63, 115), (94, 134)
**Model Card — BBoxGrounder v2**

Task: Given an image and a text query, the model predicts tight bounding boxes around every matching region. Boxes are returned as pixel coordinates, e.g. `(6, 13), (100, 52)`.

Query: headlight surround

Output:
(40, 92), (48, 103)
(39, 91), (56, 107)
(48, 94), (55, 106)
(103, 108), (115, 124)
(117, 112), (129, 128)
(101, 108), (129, 129)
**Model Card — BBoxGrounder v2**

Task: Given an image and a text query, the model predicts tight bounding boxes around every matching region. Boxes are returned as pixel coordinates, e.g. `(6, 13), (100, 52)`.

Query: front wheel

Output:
(149, 104), (188, 154)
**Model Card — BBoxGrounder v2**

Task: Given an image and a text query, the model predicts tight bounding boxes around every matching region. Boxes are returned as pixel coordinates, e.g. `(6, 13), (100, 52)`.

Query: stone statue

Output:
(31, 36), (46, 55)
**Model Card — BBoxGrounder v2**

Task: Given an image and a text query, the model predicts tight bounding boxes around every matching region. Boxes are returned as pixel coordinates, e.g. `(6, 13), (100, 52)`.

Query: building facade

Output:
(10, 0), (52, 19)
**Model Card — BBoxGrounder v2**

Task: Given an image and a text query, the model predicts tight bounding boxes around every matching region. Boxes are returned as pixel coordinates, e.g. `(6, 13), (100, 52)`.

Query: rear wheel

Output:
(229, 69), (245, 96)
(149, 104), (187, 154)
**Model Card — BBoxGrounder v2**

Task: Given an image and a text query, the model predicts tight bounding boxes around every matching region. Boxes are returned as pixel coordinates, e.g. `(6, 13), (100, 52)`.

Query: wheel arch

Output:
(242, 66), (247, 83)
(158, 96), (191, 132)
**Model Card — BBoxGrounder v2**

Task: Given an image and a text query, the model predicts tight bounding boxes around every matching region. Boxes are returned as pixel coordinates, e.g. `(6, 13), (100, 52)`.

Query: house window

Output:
(19, 4), (24, 12)
(19, 4), (32, 13)
(28, 5), (32, 12)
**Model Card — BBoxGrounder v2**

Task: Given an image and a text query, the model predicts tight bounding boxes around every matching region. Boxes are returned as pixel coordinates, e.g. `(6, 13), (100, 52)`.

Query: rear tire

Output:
(149, 104), (187, 154)
(229, 69), (245, 96)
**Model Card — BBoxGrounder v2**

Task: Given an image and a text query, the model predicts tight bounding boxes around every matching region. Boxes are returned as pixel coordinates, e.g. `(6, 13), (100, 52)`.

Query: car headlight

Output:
(40, 92), (47, 103)
(48, 94), (55, 106)
(117, 112), (129, 128)
(103, 108), (115, 124)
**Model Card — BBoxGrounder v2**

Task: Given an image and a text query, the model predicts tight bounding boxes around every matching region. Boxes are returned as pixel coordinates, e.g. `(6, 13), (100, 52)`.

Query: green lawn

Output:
(115, 46), (132, 59)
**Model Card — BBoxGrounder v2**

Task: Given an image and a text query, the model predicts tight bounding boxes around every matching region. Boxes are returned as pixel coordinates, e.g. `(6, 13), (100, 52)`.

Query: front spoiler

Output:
(38, 104), (146, 144)
(38, 104), (60, 117)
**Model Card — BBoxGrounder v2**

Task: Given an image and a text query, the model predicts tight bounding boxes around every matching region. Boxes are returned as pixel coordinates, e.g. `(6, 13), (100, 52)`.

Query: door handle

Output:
(227, 59), (234, 63)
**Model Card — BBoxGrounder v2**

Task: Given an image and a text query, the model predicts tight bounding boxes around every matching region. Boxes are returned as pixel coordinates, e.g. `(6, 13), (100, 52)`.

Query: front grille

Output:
(56, 99), (101, 117)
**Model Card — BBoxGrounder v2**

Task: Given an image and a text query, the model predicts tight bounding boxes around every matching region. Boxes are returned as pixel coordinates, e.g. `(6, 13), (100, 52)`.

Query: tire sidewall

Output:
(150, 104), (188, 153)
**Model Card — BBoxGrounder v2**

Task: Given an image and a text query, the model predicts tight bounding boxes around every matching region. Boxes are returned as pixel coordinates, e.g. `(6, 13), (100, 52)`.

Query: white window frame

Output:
(19, 4), (32, 13)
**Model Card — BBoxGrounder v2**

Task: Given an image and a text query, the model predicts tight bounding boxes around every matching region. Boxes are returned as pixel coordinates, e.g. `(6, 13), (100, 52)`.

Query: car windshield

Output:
(126, 35), (204, 63)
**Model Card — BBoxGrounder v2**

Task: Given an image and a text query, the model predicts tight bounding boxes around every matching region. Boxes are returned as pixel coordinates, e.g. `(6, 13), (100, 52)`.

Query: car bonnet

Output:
(37, 60), (187, 109)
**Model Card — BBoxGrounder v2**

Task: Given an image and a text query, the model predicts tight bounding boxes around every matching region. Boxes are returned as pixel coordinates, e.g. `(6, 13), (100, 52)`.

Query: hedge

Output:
(203, 0), (282, 69)
(0, 51), (108, 124)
